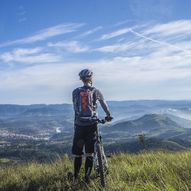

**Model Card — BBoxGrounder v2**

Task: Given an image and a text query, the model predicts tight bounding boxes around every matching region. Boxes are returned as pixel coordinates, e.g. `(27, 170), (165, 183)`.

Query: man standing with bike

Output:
(72, 69), (113, 184)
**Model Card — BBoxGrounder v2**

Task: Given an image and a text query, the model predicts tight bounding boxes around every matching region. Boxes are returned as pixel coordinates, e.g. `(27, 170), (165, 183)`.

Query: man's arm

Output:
(96, 89), (112, 120)
(72, 88), (78, 112)
(99, 99), (111, 117)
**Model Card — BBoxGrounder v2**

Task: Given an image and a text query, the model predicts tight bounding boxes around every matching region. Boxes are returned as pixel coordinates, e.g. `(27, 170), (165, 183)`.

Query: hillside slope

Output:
(105, 114), (182, 134)
(1, 151), (191, 191)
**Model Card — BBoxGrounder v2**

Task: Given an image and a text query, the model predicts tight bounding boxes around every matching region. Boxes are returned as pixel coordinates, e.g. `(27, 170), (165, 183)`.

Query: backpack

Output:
(74, 86), (96, 121)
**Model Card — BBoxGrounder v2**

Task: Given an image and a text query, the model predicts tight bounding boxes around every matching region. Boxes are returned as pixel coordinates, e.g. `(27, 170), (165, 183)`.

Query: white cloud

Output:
(12, 48), (42, 55)
(95, 21), (191, 54)
(1, 47), (191, 104)
(78, 26), (103, 37)
(95, 42), (135, 53)
(0, 23), (84, 47)
(129, 28), (191, 53)
(0, 48), (61, 64)
(100, 28), (130, 40)
(48, 41), (90, 53)
(0, 62), (87, 104)
(144, 20), (191, 37)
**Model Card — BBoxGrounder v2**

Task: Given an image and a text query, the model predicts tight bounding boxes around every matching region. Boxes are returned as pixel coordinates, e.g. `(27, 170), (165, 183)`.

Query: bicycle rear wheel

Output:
(96, 143), (106, 187)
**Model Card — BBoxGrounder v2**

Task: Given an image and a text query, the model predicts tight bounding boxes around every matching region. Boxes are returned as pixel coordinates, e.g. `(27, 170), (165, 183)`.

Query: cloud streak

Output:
(144, 20), (191, 37)
(0, 48), (61, 64)
(95, 42), (135, 53)
(0, 23), (84, 47)
(78, 26), (103, 37)
(48, 41), (90, 53)
(100, 28), (130, 40)
(129, 28), (191, 53)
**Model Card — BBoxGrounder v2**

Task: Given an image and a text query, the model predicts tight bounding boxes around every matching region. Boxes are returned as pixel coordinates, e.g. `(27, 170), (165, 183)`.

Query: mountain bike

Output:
(92, 117), (112, 187)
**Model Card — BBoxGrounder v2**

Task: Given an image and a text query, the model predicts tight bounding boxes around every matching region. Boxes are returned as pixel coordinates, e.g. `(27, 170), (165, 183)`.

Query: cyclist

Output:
(72, 69), (113, 184)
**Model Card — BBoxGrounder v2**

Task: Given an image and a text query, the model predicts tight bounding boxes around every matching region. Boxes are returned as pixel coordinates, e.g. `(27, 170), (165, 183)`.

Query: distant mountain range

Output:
(1, 100), (191, 163)
(1, 100), (191, 147)
(0, 100), (191, 132)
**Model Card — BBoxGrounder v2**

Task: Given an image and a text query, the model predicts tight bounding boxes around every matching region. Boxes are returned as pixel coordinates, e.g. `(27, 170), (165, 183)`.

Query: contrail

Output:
(129, 28), (191, 53)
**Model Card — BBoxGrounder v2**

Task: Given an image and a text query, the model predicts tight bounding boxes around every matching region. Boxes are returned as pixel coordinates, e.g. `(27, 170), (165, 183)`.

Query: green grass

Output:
(1, 151), (191, 191)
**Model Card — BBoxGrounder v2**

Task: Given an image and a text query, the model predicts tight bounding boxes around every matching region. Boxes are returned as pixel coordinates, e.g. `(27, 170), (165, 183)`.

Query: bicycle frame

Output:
(93, 122), (108, 175)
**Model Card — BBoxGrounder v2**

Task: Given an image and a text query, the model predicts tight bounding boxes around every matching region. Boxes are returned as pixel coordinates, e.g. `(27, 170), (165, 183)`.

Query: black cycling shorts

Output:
(72, 123), (97, 156)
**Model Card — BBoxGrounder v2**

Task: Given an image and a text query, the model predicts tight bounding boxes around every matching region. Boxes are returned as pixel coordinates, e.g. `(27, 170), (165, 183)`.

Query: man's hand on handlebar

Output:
(105, 115), (113, 122)
(90, 116), (113, 124)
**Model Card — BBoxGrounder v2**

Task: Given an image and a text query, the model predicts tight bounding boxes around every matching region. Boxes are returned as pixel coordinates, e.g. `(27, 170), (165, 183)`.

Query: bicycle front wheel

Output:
(96, 143), (106, 187)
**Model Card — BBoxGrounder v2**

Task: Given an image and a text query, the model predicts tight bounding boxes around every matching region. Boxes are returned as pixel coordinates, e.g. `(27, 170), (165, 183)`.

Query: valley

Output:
(1, 100), (191, 166)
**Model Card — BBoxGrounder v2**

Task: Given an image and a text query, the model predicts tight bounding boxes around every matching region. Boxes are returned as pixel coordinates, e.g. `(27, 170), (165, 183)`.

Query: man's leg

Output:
(84, 124), (97, 183)
(74, 155), (82, 179)
(72, 125), (85, 182)
(85, 153), (94, 183)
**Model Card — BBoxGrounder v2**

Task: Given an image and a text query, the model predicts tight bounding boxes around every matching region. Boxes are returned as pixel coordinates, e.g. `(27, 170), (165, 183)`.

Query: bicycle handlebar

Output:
(97, 119), (106, 124)
(91, 117), (113, 124)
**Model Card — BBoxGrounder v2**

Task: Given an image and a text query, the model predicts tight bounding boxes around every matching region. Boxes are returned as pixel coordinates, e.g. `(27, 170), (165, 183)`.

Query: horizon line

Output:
(1, 99), (191, 106)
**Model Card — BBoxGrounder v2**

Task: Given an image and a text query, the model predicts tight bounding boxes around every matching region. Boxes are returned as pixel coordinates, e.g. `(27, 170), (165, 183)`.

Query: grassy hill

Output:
(1, 151), (191, 191)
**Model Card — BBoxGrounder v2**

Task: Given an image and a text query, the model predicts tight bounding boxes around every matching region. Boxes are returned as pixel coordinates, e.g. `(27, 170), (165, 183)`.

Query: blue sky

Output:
(0, 0), (191, 104)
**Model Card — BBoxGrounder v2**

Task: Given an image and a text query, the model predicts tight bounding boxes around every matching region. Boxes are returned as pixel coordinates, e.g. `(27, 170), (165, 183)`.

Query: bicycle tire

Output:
(97, 143), (106, 187)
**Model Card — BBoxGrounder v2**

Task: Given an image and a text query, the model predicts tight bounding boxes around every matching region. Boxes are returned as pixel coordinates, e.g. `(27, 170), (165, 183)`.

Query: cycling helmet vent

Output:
(79, 69), (93, 80)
